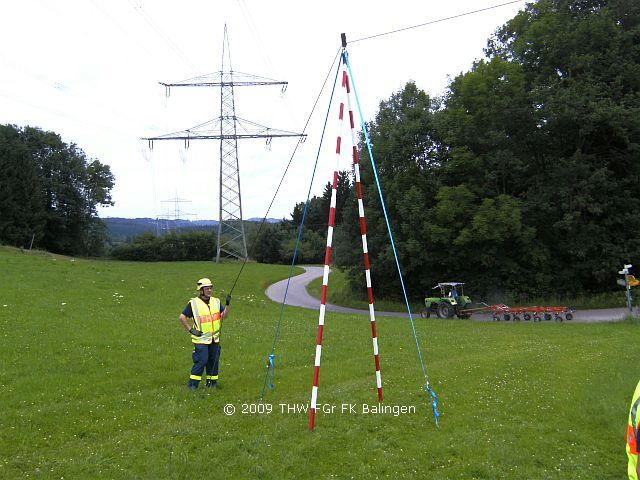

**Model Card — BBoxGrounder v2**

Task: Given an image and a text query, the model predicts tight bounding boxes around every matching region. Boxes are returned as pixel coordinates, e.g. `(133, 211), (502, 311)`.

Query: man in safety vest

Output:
(627, 379), (640, 479)
(179, 277), (231, 389)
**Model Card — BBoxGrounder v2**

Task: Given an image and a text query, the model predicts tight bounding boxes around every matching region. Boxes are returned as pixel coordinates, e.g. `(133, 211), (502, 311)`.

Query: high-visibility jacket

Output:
(189, 296), (222, 344)
(627, 380), (640, 479)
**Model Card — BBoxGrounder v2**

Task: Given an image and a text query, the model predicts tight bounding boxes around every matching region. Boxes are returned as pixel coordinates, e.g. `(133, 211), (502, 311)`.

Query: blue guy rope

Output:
(266, 353), (276, 390)
(343, 49), (441, 427)
(260, 52), (343, 401)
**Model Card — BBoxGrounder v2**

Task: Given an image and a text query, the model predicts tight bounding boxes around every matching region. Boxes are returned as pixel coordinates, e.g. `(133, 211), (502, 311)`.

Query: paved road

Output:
(265, 266), (630, 323)
(265, 266), (406, 317)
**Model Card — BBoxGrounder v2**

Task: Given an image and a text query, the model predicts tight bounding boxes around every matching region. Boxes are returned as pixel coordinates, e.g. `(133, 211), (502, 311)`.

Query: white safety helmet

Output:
(196, 277), (213, 292)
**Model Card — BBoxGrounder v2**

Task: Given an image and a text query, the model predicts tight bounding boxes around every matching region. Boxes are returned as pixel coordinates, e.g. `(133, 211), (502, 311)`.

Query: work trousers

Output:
(188, 342), (221, 388)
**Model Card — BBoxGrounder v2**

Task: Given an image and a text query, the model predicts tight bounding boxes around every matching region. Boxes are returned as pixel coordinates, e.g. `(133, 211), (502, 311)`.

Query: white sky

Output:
(0, 0), (527, 221)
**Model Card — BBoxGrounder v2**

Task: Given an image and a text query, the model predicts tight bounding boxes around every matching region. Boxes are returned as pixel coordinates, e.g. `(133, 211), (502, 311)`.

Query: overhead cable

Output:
(350, 0), (526, 44)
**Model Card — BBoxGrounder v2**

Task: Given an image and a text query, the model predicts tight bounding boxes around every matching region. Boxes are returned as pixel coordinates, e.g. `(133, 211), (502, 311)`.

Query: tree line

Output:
(110, 231), (216, 261)
(0, 124), (114, 256)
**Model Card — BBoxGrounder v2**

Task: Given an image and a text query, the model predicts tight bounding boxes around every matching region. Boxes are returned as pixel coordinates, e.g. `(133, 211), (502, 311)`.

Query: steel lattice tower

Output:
(143, 25), (305, 261)
(218, 65), (244, 261)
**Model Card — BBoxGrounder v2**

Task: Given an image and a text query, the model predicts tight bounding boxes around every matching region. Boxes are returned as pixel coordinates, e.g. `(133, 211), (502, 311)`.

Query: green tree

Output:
(473, 0), (640, 292)
(337, 82), (441, 298)
(252, 223), (286, 264)
(0, 125), (44, 247)
(317, 171), (352, 227)
(424, 187), (546, 296)
(0, 124), (115, 256)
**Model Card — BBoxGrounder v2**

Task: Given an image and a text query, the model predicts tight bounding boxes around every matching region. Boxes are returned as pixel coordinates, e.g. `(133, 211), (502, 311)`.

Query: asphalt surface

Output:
(264, 266), (630, 323)
(265, 266), (406, 317)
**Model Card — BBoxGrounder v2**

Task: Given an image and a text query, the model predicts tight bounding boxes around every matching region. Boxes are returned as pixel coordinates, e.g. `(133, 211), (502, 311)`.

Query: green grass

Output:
(0, 246), (637, 479)
(306, 267), (424, 312)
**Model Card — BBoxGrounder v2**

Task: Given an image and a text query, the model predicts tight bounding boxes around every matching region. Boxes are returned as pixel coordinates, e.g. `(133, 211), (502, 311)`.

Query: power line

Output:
(236, 0), (273, 74)
(87, 0), (169, 69)
(350, 0), (526, 44)
(126, 0), (197, 72)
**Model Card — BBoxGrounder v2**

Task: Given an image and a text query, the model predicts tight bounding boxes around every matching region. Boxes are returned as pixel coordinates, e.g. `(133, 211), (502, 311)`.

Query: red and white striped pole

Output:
(310, 42), (385, 428)
(343, 67), (383, 402)
(309, 66), (346, 430)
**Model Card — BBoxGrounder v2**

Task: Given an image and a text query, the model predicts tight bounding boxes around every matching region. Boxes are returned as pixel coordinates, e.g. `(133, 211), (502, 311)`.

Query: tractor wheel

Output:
(533, 316), (542, 322)
(420, 309), (430, 319)
(555, 316), (563, 322)
(523, 313), (532, 321)
(437, 302), (454, 319)
(544, 313), (552, 321)
(513, 316), (521, 322)
(503, 313), (511, 321)
(565, 312), (573, 321)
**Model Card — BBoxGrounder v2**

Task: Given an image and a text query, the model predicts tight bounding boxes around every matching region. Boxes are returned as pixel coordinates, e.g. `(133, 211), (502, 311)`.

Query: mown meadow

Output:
(0, 245), (637, 479)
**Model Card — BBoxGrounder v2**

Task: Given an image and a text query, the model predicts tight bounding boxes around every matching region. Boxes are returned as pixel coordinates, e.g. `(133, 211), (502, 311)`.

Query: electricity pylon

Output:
(143, 25), (305, 261)
(158, 197), (194, 234)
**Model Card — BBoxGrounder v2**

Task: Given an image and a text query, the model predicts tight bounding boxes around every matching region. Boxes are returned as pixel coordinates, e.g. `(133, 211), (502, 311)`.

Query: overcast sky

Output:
(0, 0), (527, 221)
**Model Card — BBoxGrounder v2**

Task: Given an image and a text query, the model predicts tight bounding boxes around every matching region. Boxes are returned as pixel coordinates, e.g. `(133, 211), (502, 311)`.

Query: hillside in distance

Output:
(102, 217), (283, 240)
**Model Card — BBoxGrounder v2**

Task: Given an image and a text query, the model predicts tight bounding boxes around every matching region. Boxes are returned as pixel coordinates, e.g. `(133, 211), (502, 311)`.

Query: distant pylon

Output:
(142, 25), (306, 262)
(158, 196), (194, 234)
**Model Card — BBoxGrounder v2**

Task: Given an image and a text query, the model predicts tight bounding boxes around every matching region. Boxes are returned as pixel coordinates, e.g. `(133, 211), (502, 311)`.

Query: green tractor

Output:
(421, 282), (472, 319)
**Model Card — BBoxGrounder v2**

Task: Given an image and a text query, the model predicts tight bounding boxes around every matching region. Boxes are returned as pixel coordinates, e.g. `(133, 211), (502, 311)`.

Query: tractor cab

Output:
(421, 282), (472, 319)
(439, 282), (463, 303)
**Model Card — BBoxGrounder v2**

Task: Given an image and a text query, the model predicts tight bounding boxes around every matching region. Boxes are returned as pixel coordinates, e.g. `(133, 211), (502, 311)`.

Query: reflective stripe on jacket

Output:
(628, 381), (640, 479)
(190, 296), (222, 344)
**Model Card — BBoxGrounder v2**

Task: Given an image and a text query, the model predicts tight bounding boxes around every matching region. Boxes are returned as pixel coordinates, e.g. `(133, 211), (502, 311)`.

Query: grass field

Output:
(0, 246), (637, 479)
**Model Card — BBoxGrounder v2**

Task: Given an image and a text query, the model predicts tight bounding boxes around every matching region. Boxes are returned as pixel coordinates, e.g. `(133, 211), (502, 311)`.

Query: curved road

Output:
(265, 266), (630, 323)
(265, 266), (405, 317)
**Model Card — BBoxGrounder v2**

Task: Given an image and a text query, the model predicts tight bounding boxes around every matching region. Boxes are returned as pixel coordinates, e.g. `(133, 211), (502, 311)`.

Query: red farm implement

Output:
(465, 304), (574, 322)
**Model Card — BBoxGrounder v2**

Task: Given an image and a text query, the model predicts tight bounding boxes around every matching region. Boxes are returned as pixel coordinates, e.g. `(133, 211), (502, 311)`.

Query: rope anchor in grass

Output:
(344, 49), (441, 429)
(266, 353), (276, 390)
(426, 382), (440, 427)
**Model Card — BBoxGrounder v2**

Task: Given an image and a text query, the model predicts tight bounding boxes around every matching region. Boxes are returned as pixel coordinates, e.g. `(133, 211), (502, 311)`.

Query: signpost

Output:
(619, 264), (634, 313)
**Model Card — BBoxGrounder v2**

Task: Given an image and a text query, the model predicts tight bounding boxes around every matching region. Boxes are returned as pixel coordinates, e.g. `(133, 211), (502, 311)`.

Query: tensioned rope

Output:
(344, 48), (441, 426)
(343, 62), (384, 405)
(349, 0), (526, 44)
(309, 51), (385, 430)
(260, 51), (342, 401)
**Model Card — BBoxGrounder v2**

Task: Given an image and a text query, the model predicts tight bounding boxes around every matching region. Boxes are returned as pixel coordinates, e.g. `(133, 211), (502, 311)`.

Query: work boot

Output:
(206, 380), (218, 388)
(187, 379), (200, 390)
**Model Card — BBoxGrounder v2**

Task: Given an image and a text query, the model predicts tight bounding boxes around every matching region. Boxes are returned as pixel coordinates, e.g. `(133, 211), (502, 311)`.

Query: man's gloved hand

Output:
(189, 327), (202, 337)
(225, 294), (232, 306)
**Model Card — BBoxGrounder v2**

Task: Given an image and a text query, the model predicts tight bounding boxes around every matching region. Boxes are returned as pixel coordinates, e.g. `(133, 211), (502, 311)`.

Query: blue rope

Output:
(344, 50), (441, 426)
(266, 353), (276, 390)
(427, 383), (440, 427)
(260, 51), (343, 401)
